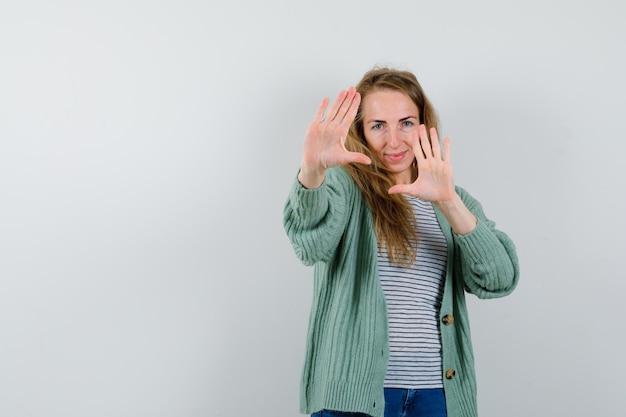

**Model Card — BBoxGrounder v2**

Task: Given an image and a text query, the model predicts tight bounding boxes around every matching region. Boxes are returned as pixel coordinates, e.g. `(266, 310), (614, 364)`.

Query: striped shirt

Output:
(378, 196), (448, 389)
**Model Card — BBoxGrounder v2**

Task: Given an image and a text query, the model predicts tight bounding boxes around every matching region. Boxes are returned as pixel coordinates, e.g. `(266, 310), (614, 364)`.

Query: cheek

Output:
(399, 128), (416, 141)
(362, 134), (381, 152)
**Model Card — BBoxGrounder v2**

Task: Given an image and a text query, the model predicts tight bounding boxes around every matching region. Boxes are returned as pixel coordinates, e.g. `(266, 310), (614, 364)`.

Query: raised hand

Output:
(389, 125), (477, 234)
(388, 124), (456, 203)
(298, 87), (371, 189)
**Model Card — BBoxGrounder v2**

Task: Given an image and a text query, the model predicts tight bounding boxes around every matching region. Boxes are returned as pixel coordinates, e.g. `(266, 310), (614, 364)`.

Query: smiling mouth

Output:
(386, 151), (407, 161)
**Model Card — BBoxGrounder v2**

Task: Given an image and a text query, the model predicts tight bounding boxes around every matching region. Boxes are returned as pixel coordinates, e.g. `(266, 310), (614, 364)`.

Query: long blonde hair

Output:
(344, 67), (440, 265)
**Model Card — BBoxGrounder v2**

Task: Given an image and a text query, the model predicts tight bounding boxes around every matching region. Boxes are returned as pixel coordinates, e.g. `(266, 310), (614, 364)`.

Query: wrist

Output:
(434, 193), (462, 211)
(434, 193), (477, 235)
(298, 165), (326, 189)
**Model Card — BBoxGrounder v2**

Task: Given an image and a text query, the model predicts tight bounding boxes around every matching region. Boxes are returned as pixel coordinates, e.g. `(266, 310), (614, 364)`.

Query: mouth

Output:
(385, 151), (408, 162)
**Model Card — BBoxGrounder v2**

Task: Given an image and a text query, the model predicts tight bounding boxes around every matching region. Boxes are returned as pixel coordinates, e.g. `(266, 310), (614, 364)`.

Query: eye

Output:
(372, 123), (383, 130)
(402, 120), (414, 128)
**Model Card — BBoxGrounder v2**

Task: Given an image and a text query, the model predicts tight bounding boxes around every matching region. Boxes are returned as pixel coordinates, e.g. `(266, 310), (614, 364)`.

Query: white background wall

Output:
(1, 1), (624, 416)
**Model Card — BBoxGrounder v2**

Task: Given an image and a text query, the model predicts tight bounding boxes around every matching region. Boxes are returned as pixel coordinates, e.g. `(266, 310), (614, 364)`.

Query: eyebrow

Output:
(366, 115), (418, 124)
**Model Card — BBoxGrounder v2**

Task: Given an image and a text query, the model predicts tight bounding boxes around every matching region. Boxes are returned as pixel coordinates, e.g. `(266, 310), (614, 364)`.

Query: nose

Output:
(388, 128), (401, 147)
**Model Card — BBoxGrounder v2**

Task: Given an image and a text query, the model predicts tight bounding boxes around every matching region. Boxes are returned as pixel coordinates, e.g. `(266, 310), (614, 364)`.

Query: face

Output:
(361, 89), (419, 184)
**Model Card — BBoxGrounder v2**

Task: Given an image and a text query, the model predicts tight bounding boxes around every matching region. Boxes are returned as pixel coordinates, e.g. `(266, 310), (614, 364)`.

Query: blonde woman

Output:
(283, 67), (519, 417)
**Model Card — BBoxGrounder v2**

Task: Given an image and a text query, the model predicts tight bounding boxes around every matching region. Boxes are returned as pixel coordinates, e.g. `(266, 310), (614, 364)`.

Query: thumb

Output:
(348, 152), (372, 166)
(388, 184), (410, 195)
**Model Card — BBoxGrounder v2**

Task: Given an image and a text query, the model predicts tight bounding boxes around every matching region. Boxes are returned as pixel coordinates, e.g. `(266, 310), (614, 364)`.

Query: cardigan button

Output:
(442, 314), (454, 325)
(445, 369), (456, 379)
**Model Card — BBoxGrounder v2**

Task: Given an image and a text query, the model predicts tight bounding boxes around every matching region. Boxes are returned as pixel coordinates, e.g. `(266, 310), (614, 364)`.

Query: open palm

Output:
(388, 125), (456, 203)
(299, 87), (371, 187)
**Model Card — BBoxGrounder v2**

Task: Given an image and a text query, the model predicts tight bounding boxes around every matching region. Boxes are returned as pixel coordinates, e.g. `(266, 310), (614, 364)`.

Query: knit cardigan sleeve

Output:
(283, 167), (356, 266)
(452, 186), (520, 299)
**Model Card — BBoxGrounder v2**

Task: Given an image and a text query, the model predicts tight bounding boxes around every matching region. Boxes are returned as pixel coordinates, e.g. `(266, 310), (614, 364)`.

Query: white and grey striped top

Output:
(378, 196), (448, 389)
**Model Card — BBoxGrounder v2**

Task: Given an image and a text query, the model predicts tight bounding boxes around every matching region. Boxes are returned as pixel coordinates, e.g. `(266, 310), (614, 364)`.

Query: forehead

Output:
(361, 89), (419, 119)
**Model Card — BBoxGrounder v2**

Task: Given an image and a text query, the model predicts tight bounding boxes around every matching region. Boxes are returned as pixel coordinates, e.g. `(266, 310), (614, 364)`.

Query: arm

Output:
(386, 126), (518, 297)
(452, 186), (520, 299)
(284, 87), (371, 265)
(283, 168), (356, 266)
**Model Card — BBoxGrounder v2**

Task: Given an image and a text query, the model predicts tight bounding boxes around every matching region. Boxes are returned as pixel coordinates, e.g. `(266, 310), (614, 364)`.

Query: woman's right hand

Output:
(297, 87), (371, 189)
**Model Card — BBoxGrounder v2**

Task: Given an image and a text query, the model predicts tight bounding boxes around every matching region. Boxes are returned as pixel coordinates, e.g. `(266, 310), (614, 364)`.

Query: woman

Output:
(283, 67), (519, 417)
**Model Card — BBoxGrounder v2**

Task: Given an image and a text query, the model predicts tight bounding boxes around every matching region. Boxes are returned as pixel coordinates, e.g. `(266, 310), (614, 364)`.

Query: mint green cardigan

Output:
(283, 167), (519, 417)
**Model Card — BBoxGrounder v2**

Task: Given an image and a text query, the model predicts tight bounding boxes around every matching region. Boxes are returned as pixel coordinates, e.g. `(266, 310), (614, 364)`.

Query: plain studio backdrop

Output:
(0, 1), (624, 416)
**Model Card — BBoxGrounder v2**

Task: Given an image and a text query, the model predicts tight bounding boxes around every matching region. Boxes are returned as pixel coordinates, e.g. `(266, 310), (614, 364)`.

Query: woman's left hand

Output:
(389, 125), (478, 235)
(388, 124), (456, 204)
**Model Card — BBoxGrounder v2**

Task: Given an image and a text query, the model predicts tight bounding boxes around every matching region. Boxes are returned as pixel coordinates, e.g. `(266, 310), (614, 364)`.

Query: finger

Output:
(331, 150), (371, 168)
(341, 90), (361, 126)
(418, 124), (431, 158)
(325, 89), (350, 122)
(388, 183), (410, 195)
(442, 137), (451, 162)
(345, 151), (371, 166)
(429, 127), (442, 159)
(314, 97), (331, 123)
(335, 87), (359, 124)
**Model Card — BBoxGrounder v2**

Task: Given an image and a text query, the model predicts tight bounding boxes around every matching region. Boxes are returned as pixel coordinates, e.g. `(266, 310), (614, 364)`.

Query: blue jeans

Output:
(310, 388), (446, 417)
(384, 388), (447, 417)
